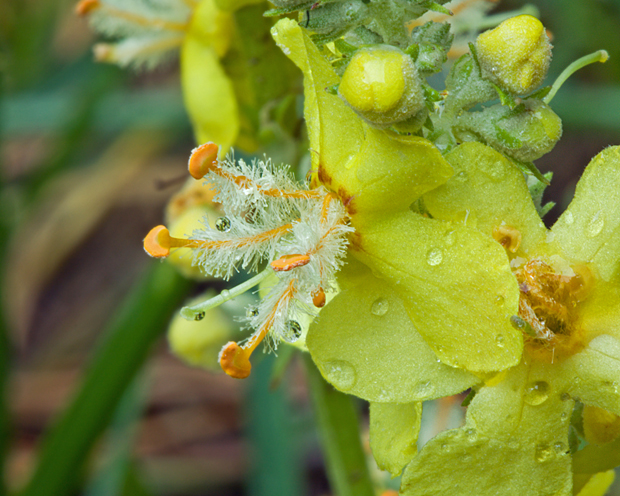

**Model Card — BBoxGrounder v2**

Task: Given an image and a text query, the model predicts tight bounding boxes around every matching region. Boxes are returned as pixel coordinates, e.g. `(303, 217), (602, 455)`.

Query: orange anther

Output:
(493, 225), (522, 253)
(271, 254), (311, 272)
(312, 288), (326, 308)
(144, 225), (171, 258)
(188, 142), (219, 180)
(219, 342), (252, 379)
(75, 0), (100, 16)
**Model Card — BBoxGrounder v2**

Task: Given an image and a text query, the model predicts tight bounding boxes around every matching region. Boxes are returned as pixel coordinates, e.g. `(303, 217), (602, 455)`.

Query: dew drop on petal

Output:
(535, 443), (554, 463)
(370, 297), (389, 316)
(565, 211), (574, 225)
(587, 211), (604, 238)
(455, 170), (468, 182)
(524, 381), (550, 406)
(282, 320), (302, 343)
(426, 248), (443, 266)
(323, 360), (357, 391)
(444, 230), (456, 247)
(465, 428), (477, 442)
(495, 334), (505, 347)
(553, 442), (567, 454)
(215, 217), (232, 232)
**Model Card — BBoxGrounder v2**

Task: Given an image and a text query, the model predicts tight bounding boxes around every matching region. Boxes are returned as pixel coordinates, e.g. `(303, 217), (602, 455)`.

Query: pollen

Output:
(144, 225), (172, 258)
(271, 254), (311, 271)
(513, 258), (594, 361)
(493, 225), (522, 253)
(189, 142), (220, 179)
(219, 342), (252, 379)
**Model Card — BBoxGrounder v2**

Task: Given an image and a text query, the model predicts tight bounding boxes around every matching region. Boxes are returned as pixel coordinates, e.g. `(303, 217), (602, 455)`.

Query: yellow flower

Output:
(395, 141), (620, 495)
(76, 0), (291, 155)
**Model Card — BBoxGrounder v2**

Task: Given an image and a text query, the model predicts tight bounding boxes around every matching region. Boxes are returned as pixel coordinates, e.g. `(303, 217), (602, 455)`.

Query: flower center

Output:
(512, 257), (593, 361)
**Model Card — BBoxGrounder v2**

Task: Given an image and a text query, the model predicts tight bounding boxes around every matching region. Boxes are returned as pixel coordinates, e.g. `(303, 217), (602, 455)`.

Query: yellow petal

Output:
(181, 38), (239, 154)
(271, 18), (363, 179)
(306, 262), (478, 402)
(583, 405), (620, 445)
(401, 362), (573, 495)
(353, 211), (522, 374)
(424, 142), (547, 256)
(552, 146), (620, 281)
(560, 335), (620, 416)
(369, 402), (422, 477)
(575, 471), (615, 496)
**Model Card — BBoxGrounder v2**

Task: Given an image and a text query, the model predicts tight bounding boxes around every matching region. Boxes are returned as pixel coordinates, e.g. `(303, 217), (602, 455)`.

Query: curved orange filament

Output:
(188, 143), (324, 199)
(220, 280), (297, 379)
(143, 223), (296, 258)
(77, 0), (188, 31)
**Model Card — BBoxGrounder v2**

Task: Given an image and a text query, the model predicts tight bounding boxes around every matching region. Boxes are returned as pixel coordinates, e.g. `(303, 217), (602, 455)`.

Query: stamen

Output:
(188, 144), (324, 199)
(143, 222), (296, 258)
(312, 288), (326, 307)
(220, 280), (297, 379)
(79, 1), (189, 32)
(188, 142), (220, 179)
(76, 0), (100, 16)
(320, 193), (337, 222)
(271, 254), (311, 271)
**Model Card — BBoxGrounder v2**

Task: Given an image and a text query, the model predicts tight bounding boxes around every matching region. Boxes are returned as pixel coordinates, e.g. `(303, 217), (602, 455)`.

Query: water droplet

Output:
(282, 320), (302, 343)
(323, 360), (357, 391)
(508, 440), (519, 450)
(412, 381), (436, 398)
(370, 297), (389, 316)
(221, 289), (230, 299)
(444, 230), (456, 247)
(535, 443), (554, 463)
(565, 211), (574, 225)
(553, 442), (567, 454)
(215, 217), (232, 232)
(426, 248), (443, 266)
(246, 308), (259, 319)
(560, 393), (571, 401)
(483, 161), (506, 181)
(560, 412), (568, 421)
(524, 381), (550, 406)
(465, 428), (477, 442)
(495, 295), (505, 306)
(587, 211), (604, 237)
(495, 334), (505, 347)
(194, 311), (206, 321)
(456, 170), (468, 182)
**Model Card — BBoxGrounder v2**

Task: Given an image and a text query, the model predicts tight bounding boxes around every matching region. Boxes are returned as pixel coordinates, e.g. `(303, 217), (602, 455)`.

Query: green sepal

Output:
(427, 2), (451, 15)
(443, 53), (496, 114)
(461, 388), (476, 407)
(526, 85), (552, 100)
(492, 82), (518, 109)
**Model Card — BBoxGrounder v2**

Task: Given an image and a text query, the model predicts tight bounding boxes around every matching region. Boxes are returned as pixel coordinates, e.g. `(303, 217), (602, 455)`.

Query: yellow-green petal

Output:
(401, 363), (573, 495)
(271, 18), (363, 177)
(353, 211), (522, 374)
(181, 39), (239, 153)
(574, 471), (615, 496)
(560, 334), (620, 416)
(306, 262), (478, 402)
(424, 142), (547, 255)
(552, 146), (620, 281)
(369, 402), (421, 477)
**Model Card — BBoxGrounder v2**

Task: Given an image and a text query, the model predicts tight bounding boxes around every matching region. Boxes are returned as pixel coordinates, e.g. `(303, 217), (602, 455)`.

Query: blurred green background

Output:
(2, 1), (620, 495)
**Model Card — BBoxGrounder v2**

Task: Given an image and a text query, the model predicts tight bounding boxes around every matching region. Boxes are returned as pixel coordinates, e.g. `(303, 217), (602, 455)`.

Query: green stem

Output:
(544, 50), (609, 104)
(303, 355), (374, 496)
(19, 262), (192, 496)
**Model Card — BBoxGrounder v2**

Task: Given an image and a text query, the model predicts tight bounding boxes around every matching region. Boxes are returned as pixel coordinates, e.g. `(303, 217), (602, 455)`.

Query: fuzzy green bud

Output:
(338, 46), (424, 127)
(476, 15), (552, 95)
(454, 99), (562, 163)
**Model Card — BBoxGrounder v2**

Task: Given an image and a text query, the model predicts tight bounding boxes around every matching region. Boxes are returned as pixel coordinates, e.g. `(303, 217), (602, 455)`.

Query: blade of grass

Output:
(18, 262), (192, 496)
(303, 355), (374, 496)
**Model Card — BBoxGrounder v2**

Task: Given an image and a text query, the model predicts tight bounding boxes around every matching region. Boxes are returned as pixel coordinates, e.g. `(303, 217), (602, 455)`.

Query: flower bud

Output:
(338, 46), (424, 127)
(476, 15), (552, 95)
(454, 99), (562, 163)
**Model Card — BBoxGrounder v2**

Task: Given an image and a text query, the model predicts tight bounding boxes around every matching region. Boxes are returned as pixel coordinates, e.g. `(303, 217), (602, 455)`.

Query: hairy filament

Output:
(180, 269), (273, 321)
(219, 280), (297, 379)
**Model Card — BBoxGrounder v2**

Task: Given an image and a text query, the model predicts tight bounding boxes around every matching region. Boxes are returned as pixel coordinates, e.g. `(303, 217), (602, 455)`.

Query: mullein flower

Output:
(394, 141), (620, 495)
(144, 142), (354, 378)
(77, 0), (239, 153)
